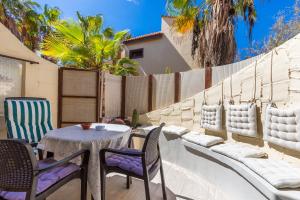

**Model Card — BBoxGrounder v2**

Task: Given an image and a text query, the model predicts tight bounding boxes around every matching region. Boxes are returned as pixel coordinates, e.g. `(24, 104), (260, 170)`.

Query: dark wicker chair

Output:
(0, 140), (90, 200)
(100, 123), (167, 200)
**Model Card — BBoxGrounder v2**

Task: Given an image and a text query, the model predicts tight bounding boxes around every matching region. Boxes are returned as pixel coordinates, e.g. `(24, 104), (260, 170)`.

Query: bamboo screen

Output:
(59, 68), (99, 127)
(104, 73), (122, 118)
(180, 69), (205, 100)
(152, 74), (175, 110)
(212, 55), (262, 85)
(125, 76), (149, 117)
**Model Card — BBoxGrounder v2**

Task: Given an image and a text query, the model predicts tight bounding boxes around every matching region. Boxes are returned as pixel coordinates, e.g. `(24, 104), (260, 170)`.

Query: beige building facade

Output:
(123, 16), (198, 75)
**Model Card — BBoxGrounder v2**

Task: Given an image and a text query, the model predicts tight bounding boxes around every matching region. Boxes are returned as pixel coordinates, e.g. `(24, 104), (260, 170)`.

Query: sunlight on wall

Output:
(0, 56), (23, 138)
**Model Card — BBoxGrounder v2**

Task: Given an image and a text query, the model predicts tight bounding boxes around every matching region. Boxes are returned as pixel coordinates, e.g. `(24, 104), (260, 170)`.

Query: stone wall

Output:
(141, 34), (300, 164)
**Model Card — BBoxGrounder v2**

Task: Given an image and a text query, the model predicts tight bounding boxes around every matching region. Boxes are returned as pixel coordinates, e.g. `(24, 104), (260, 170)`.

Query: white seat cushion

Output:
(162, 125), (189, 136)
(210, 143), (267, 162)
(182, 131), (224, 147)
(243, 158), (300, 189)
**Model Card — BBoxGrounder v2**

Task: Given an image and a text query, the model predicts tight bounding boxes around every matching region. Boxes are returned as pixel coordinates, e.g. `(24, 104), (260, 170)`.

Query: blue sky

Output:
(35, 0), (296, 58)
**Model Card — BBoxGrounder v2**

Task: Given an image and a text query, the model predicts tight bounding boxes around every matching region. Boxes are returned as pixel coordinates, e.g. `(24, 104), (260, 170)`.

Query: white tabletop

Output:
(43, 123), (131, 143)
(39, 123), (131, 200)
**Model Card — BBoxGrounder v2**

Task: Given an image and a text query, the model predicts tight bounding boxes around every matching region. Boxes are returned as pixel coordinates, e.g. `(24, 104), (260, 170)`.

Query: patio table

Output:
(39, 123), (131, 200)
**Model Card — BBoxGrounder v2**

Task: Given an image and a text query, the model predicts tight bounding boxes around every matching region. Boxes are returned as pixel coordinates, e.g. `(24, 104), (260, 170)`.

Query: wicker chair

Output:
(100, 123), (167, 200)
(0, 140), (90, 200)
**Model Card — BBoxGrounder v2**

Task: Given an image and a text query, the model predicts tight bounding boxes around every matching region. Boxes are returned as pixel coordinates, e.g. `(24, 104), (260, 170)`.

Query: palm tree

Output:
(0, 0), (60, 51)
(167, 0), (256, 67)
(40, 12), (138, 75)
(0, 0), (24, 40)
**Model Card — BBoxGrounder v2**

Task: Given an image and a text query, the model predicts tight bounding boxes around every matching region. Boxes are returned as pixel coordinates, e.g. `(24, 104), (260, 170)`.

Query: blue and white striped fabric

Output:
(4, 99), (53, 143)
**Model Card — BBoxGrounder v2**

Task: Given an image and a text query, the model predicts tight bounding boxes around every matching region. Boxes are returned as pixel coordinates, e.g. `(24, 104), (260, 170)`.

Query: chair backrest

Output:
(0, 140), (37, 192)
(4, 97), (53, 143)
(142, 123), (165, 165)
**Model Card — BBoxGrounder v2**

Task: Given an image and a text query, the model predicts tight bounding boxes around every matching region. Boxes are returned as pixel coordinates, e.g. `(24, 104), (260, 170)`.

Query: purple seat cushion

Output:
(105, 148), (143, 176)
(0, 159), (80, 200)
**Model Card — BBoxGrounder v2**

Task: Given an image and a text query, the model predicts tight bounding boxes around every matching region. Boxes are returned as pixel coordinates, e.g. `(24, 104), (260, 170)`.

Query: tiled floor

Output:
(48, 162), (229, 200)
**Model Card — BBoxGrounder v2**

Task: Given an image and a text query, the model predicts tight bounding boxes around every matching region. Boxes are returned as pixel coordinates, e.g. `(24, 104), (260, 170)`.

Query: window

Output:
(129, 48), (144, 59)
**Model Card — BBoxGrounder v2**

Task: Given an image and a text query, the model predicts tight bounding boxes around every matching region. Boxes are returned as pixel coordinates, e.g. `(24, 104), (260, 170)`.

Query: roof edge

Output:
(123, 32), (163, 44)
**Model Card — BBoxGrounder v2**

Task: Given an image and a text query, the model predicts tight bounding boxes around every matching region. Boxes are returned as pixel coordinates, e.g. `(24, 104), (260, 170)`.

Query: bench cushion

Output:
(201, 104), (223, 131)
(162, 125), (189, 136)
(226, 104), (258, 137)
(264, 104), (300, 152)
(182, 131), (224, 147)
(210, 143), (267, 162)
(4, 99), (53, 143)
(243, 158), (300, 189)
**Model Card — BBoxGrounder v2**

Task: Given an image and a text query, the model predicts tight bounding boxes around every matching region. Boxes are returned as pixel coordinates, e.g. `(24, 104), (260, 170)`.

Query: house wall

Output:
(0, 23), (59, 139)
(161, 16), (199, 69)
(124, 35), (190, 75)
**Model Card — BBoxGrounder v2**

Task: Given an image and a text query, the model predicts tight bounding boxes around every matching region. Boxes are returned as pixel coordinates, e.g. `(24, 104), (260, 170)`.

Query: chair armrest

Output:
(36, 149), (90, 175)
(30, 142), (38, 148)
(128, 133), (146, 148)
(100, 148), (144, 158)
(130, 133), (147, 139)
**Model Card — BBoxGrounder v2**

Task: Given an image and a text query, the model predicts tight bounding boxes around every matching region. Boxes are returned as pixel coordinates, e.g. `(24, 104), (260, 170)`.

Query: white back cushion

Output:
(210, 143), (267, 162)
(243, 158), (300, 189)
(182, 131), (224, 147)
(226, 104), (258, 137)
(201, 104), (223, 131)
(264, 105), (300, 151)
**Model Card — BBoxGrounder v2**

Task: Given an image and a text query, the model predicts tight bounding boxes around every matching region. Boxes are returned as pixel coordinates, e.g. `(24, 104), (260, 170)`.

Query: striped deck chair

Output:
(4, 97), (53, 145)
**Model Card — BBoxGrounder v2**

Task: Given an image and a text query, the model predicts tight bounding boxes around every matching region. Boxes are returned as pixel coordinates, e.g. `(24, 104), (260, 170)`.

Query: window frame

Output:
(129, 48), (144, 59)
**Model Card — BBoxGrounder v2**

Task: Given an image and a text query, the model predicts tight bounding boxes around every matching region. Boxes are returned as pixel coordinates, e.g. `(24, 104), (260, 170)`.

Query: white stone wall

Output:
(141, 34), (300, 164)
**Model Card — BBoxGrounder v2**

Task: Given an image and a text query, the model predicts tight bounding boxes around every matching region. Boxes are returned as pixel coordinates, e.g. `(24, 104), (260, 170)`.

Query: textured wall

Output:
(142, 34), (300, 164)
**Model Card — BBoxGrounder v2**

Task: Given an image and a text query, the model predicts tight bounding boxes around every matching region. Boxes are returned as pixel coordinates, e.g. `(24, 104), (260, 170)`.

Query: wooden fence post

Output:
(121, 76), (126, 118)
(174, 72), (181, 103)
(148, 74), (153, 112)
(205, 66), (212, 89)
(96, 71), (101, 122)
(57, 68), (63, 128)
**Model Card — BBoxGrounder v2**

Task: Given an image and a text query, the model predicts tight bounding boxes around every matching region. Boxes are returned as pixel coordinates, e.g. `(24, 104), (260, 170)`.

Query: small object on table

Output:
(96, 125), (105, 131)
(109, 118), (126, 125)
(81, 123), (92, 130)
